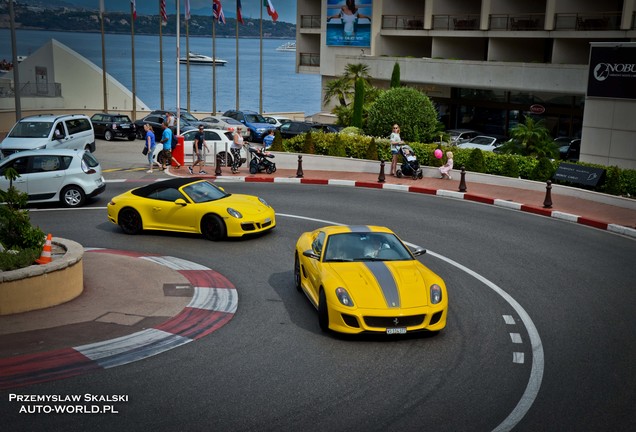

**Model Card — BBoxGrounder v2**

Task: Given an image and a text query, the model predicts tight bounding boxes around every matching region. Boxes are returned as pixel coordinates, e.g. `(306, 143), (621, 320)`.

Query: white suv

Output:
(0, 149), (105, 207)
(0, 114), (95, 158)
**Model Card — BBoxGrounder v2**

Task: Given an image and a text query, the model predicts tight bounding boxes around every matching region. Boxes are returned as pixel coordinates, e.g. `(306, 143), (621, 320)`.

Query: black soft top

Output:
(131, 178), (206, 197)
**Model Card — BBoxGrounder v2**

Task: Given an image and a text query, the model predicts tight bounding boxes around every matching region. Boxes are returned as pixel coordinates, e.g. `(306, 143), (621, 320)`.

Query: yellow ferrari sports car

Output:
(294, 225), (447, 334)
(108, 178), (275, 240)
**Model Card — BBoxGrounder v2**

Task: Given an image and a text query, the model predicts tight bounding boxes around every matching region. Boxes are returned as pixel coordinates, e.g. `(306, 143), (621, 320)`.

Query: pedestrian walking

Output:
(231, 127), (245, 174)
(144, 124), (156, 173)
(189, 125), (209, 175)
(389, 124), (404, 176)
(439, 151), (454, 179)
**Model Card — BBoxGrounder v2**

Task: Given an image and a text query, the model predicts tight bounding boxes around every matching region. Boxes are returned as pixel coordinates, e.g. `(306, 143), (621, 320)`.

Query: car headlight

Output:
(258, 197), (269, 207)
(227, 208), (242, 218)
(430, 284), (442, 305)
(335, 287), (354, 307)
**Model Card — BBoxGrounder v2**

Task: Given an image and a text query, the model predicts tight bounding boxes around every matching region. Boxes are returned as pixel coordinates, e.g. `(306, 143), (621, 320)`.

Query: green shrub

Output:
(0, 247), (42, 272)
(530, 157), (556, 181)
(270, 130), (284, 151)
(466, 148), (485, 173)
(303, 130), (315, 154)
(366, 137), (379, 161)
(352, 77), (364, 128)
(501, 156), (520, 178)
(601, 166), (621, 195)
(327, 134), (347, 157)
(340, 126), (363, 135)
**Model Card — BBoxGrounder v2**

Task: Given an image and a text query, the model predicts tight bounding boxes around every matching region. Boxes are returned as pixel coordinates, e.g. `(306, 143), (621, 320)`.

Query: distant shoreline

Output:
(0, 27), (294, 40)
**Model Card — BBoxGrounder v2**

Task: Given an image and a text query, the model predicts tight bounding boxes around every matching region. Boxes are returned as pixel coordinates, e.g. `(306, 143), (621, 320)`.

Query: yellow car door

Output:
(142, 187), (200, 232)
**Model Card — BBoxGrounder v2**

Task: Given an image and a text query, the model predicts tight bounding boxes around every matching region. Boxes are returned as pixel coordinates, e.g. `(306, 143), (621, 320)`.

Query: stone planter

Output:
(0, 238), (84, 315)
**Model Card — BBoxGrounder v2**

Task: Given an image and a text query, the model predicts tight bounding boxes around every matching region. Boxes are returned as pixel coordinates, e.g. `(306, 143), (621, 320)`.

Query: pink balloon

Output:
(434, 149), (443, 159)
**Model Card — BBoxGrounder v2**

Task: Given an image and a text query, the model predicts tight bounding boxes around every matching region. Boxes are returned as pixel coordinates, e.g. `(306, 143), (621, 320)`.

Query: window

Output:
(65, 118), (91, 134)
(204, 131), (221, 141)
(0, 157), (28, 175)
(9, 121), (52, 138)
(31, 155), (61, 172)
(312, 231), (326, 255)
(148, 187), (185, 202)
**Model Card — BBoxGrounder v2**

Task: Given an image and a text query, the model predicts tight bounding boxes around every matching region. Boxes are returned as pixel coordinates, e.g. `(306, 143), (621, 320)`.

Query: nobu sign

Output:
(587, 45), (636, 100)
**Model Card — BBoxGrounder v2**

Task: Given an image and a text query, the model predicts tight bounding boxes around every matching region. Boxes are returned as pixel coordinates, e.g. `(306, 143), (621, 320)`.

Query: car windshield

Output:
(323, 232), (413, 262)
(222, 117), (242, 125)
(112, 116), (131, 123)
(470, 137), (494, 145)
(9, 121), (52, 138)
(182, 181), (228, 203)
(245, 114), (267, 123)
(180, 112), (198, 122)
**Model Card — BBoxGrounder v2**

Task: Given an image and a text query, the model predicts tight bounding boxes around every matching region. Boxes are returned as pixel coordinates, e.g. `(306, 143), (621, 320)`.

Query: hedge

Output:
(281, 131), (636, 198)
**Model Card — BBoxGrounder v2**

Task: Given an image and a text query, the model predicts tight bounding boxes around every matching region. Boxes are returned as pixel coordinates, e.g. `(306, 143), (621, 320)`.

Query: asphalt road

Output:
(2, 140), (635, 431)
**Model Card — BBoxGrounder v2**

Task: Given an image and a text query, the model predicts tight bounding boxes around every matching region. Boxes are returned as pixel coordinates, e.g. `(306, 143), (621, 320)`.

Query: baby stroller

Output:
(248, 146), (277, 174)
(396, 145), (423, 179)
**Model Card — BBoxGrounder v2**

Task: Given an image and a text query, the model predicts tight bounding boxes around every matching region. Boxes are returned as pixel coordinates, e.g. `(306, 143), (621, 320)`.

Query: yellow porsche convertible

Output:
(108, 178), (275, 240)
(294, 225), (447, 334)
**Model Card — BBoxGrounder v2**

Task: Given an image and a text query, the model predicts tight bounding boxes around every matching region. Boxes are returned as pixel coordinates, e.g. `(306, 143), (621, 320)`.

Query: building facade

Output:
(296, 0), (636, 169)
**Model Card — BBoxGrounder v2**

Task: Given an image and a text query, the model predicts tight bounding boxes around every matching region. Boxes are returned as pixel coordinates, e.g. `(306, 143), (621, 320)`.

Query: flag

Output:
(160, 0), (168, 23)
(130, 0), (136, 20)
(185, 0), (191, 20)
(237, 0), (244, 24)
(264, 0), (278, 22)
(213, 0), (226, 24)
(99, 0), (104, 17)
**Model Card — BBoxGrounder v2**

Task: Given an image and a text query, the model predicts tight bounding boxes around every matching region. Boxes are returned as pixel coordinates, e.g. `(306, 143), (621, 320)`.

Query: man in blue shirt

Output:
(159, 122), (181, 170)
(263, 129), (275, 150)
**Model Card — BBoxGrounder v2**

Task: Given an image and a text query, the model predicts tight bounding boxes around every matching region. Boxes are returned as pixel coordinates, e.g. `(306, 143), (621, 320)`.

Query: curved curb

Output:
(0, 249), (237, 390)
(175, 175), (636, 239)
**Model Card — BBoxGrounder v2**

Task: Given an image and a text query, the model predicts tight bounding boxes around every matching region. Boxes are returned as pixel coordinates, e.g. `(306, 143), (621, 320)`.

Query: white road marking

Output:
(510, 333), (523, 344)
(503, 315), (516, 325)
(513, 352), (526, 364)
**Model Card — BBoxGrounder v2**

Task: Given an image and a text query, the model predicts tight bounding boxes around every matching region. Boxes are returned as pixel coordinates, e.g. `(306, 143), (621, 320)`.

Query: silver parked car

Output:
(0, 149), (105, 207)
(199, 116), (250, 138)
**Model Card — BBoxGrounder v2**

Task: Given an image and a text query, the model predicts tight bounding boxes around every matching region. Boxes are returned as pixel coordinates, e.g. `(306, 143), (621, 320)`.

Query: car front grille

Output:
(363, 314), (426, 328)
(241, 220), (272, 231)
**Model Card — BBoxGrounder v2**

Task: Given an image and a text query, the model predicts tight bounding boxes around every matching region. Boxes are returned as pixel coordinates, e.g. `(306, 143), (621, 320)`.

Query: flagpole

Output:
(130, 2), (136, 121)
(159, 2), (164, 110)
(212, 19), (217, 115)
(176, 0), (181, 135)
(235, 11), (239, 110)
(186, 17), (190, 113)
(259, 1), (263, 113)
(100, 3), (108, 112)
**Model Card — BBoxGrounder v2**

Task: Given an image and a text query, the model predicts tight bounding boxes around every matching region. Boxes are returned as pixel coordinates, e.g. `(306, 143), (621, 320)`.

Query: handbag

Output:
(142, 146), (148, 156)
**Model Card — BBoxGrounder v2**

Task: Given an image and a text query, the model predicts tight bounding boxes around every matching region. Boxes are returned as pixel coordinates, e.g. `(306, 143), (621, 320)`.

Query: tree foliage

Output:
(352, 78), (365, 128)
(366, 87), (438, 143)
(390, 62), (401, 88)
(498, 117), (557, 159)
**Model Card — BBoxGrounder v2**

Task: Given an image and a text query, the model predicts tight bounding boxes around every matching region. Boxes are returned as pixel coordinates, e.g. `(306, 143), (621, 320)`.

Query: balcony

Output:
(382, 15), (424, 30)
(433, 14), (480, 31)
(299, 52), (320, 68)
(490, 14), (545, 31)
(555, 12), (621, 30)
(300, 15), (321, 30)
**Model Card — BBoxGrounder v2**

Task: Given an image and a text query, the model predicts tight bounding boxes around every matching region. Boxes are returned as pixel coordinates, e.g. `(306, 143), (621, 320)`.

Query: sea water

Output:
(0, 29), (322, 115)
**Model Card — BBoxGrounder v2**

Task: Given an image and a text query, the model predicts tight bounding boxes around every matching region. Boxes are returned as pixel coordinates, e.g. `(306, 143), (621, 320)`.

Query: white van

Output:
(0, 114), (95, 158)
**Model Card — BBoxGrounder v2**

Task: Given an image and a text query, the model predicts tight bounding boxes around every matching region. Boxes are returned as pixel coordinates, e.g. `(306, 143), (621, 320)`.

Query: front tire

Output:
(318, 289), (329, 332)
(201, 214), (226, 241)
(61, 185), (85, 208)
(217, 151), (232, 167)
(118, 208), (142, 234)
(104, 129), (113, 141)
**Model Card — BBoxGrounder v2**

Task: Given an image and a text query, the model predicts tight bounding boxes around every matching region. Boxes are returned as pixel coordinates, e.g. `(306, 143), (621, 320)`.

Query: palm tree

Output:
(323, 76), (352, 107)
(499, 117), (557, 158)
(344, 63), (370, 84)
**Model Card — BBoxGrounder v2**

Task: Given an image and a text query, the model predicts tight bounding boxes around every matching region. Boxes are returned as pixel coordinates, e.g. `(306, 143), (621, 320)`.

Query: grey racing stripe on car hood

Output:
(348, 225), (371, 233)
(364, 261), (400, 308)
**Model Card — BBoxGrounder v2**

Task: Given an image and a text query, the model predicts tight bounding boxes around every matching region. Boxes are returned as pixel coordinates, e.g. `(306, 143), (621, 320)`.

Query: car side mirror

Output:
(303, 250), (320, 260)
(412, 248), (426, 257)
(174, 198), (187, 206)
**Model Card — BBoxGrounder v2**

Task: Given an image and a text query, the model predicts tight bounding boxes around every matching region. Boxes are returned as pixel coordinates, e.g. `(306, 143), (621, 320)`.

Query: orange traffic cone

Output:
(35, 233), (53, 265)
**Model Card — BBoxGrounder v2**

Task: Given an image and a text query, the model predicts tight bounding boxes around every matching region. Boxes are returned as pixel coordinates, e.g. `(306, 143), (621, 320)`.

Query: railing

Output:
(299, 52), (320, 67)
(554, 12), (622, 30)
(433, 14), (480, 30)
(0, 82), (62, 98)
(300, 15), (321, 29)
(381, 15), (424, 30)
(489, 14), (545, 30)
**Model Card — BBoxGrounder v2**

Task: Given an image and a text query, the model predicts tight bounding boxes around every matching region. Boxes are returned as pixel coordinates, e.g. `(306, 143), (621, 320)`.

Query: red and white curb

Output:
(0, 249), (237, 390)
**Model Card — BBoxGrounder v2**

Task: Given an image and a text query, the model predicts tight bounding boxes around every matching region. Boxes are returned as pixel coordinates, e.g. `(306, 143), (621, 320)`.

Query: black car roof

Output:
(131, 178), (207, 197)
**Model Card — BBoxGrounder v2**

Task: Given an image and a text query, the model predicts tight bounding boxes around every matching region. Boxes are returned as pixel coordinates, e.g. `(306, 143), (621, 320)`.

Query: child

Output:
(439, 151), (454, 179)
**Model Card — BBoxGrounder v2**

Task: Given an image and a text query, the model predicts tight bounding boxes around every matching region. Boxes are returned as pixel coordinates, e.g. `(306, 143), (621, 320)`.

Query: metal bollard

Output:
(458, 166), (467, 192)
(296, 155), (304, 178)
(214, 143), (222, 176)
(378, 160), (386, 183)
(543, 180), (553, 208)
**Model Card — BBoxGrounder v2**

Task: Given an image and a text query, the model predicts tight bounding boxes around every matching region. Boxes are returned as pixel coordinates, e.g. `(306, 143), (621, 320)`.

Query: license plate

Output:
(386, 327), (406, 334)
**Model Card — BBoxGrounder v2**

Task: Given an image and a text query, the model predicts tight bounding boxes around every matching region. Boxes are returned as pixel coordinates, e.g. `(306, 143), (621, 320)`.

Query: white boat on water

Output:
(276, 42), (296, 52)
(179, 52), (227, 66)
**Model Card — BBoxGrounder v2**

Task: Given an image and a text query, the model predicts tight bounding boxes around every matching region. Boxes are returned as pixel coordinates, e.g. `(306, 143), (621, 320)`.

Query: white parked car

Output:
(199, 115), (250, 138)
(447, 129), (480, 145)
(457, 135), (506, 152)
(264, 115), (293, 128)
(0, 114), (95, 158)
(0, 149), (105, 207)
(155, 128), (247, 168)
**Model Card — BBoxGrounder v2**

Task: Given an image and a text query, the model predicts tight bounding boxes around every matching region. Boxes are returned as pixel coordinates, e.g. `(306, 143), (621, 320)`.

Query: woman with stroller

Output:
(390, 124), (404, 176)
(439, 151), (454, 179)
(231, 127), (245, 174)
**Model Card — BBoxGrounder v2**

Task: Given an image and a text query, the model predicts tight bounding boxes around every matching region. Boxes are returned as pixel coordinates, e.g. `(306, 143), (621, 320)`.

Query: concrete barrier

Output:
(0, 238), (84, 315)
